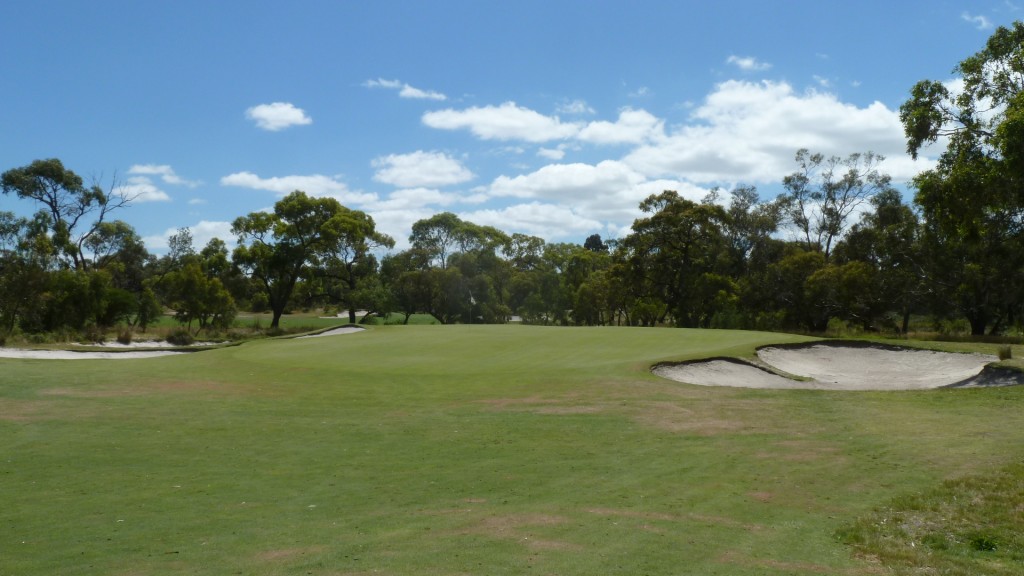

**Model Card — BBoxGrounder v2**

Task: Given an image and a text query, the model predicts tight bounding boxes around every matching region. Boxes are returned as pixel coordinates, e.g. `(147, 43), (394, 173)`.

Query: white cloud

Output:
(537, 147), (566, 160)
(727, 55), (772, 72)
(578, 108), (665, 145)
(220, 171), (347, 195)
(488, 160), (644, 201)
(422, 101), (581, 142)
(143, 220), (235, 252)
(623, 79), (931, 184)
(128, 164), (199, 187)
(220, 171), (377, 204)
(628, 86), (650, 98)
(557, 99), (596, 115)
(460, 203), (604, 241)
(120, 176), (171, 203)
(364, 78), (447, 100)
(245, 102), (312, 131)
(479, 160), (713, 232)
(962, 12), (994, 29)
(187, 198), (207, 205)
(371, 150), (474, 188)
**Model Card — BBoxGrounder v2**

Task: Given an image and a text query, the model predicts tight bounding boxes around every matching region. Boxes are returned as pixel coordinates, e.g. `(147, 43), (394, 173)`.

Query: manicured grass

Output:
(2, 325), (1023, 575)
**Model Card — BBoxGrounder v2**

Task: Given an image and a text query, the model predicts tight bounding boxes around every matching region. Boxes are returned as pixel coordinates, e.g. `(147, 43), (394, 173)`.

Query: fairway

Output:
(3, 325), (1023, 575)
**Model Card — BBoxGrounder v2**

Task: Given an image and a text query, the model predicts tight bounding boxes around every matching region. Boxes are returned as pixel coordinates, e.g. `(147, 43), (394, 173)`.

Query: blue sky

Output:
(1, 1), (1019, 252)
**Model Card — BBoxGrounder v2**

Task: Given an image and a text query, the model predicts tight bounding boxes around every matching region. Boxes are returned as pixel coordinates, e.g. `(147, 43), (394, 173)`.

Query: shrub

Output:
(116, 328), (133, 345)
(166, 328), (194, 346)
(82, 324), (105, 344)
(998, 345), (1013, 361)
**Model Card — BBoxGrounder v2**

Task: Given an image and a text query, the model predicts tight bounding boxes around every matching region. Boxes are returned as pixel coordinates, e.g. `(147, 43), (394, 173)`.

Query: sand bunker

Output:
(0, 348), (185, 360)
(654, 343), (1004, 391)
(296, 326), (365, 338)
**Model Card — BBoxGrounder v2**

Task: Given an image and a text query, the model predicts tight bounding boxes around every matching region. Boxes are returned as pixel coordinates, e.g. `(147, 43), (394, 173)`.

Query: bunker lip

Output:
(654, 341), (1019, 390)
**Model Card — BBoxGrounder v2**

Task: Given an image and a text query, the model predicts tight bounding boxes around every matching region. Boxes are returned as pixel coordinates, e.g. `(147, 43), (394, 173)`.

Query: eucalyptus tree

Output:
(1, 158), (134, 271)
(232, 191), (357, 329)
(779, 149), (894, 262)
(618, 190), (729, 327)
(900, 21), (1024, 334)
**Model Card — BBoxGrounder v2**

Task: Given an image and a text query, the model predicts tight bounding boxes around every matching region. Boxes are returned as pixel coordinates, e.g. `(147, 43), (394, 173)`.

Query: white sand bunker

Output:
(0, 348), (185, 360)
(654, 359), (815, 390)
(655, 343), (1001, 391)
(297, 326), (365, 338)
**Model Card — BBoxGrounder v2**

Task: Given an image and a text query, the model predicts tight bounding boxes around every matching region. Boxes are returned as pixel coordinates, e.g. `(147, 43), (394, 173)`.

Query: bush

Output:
(116, 328), (133, 345)
(166, 328), (194, 346)
(82, 324), (105, 344)
(998, 345), (1013, 361)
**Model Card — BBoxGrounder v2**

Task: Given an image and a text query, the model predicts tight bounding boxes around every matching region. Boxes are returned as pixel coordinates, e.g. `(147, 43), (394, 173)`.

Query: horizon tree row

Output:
(2, 21), (1022, 338)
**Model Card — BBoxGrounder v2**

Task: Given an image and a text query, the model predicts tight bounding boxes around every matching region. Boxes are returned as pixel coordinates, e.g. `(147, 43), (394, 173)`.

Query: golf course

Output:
(3, 324), (1023, 575)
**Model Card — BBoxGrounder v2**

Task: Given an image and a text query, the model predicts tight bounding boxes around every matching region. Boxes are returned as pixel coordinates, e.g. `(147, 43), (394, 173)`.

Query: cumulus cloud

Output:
(460, 202), (604, 240)
(245, 102), (312, 131)
(372, 150), (474, 188)
(727, 55), (772, 72)
(623, 79), (930, 184)
(578, 108), (665, 145)
(128, 164), (199, 187)
(961, 12), (993, 29)
(143, 220), (235, 252)
(120, 176), (171, 203)
(220, 171), (377, 204)
(422, 102), (581, 142)
(364, 78), (447, 100)
(481, 158), (713, 230)
(488, 160), (645, 201)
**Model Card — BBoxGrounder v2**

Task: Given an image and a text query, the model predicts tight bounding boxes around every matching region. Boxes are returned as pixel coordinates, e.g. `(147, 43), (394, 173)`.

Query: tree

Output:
(163, 261), (237, 334)
(899, 21), (1024, 334)
(583, 233), (608, 253)
(232, 191), (352, 329)
(835, 189), (923, 333)
(618, 191), (728, 327)
(319, 208), (394, 322)
(1, 159), (133, 270)
(779, 149), (894, 261)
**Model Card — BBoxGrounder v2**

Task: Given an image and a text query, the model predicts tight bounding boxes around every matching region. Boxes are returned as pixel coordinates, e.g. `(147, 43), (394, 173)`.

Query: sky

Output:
(1, 1), (1020, 253)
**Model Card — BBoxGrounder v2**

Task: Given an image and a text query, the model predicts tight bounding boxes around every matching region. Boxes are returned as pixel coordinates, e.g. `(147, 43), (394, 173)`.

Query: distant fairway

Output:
(3, 325), (1023, 575)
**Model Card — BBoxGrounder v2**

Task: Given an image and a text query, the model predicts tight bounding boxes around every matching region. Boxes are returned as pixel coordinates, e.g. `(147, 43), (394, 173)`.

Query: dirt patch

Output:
(454, 513), (580, 551)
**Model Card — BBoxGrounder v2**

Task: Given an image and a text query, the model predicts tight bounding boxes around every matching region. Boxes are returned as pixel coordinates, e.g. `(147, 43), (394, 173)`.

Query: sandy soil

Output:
(655, 343), (1001, 391)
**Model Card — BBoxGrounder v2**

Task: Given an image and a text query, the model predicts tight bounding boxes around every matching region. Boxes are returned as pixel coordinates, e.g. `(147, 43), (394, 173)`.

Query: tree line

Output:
(2, 22), (1022, 338)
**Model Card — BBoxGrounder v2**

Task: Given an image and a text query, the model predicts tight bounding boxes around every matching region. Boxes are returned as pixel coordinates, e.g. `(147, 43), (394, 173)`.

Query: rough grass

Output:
(837, 461), (1024, 575)
(2, 325), (1023, 575)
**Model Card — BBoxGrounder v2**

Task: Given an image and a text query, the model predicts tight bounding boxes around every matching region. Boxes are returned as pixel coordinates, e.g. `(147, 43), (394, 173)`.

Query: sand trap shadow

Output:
(654, 341), (1016, 391)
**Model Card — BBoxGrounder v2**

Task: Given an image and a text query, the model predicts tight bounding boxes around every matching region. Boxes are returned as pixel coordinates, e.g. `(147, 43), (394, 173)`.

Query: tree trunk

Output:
(968, 313), (987, 336)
